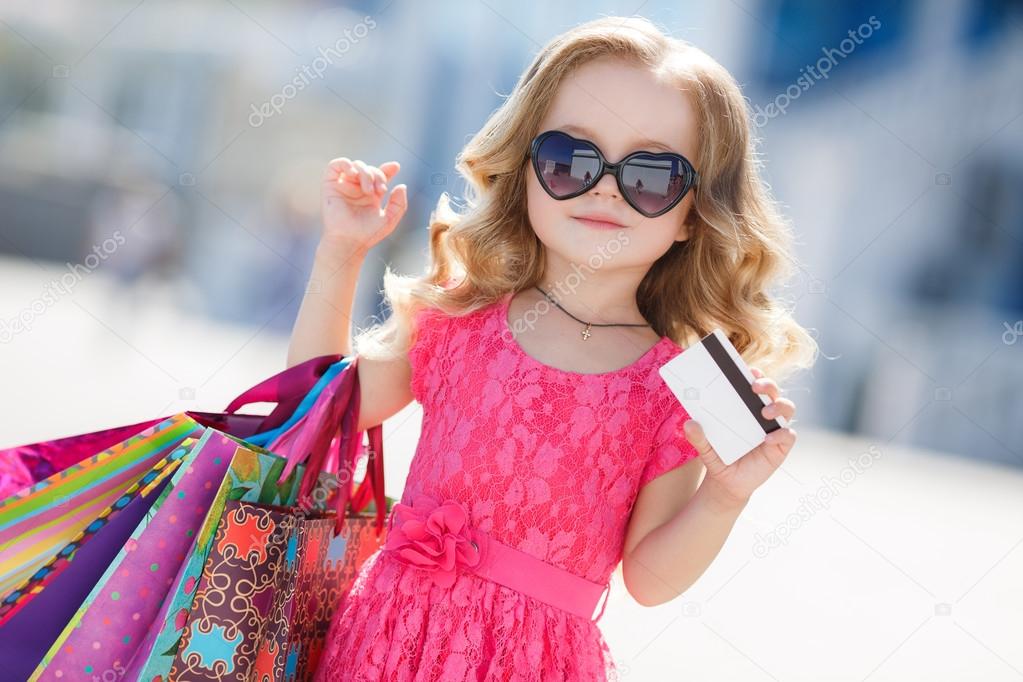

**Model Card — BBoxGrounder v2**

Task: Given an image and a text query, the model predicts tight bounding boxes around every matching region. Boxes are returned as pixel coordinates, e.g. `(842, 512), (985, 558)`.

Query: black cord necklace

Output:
(532, 285), (651, 341)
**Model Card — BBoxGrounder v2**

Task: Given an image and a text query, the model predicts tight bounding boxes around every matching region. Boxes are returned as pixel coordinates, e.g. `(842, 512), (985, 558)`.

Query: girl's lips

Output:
(573, 216), (625, 230)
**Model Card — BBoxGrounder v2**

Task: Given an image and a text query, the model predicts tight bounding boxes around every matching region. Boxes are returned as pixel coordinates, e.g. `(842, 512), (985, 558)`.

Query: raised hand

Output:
(320, 157), (408, 255)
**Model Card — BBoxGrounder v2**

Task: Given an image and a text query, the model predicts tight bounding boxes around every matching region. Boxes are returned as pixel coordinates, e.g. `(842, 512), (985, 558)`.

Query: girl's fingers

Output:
(324, 157), (354, 183)
(325, 158), (399, 196)
(683, 419), (726, 475)
(383, 184), (408, 229)
(350, 160), (369, 195)
(752, 377), (780, 402)
(765, 427), (797, 449)
(751, 373), (796, 421)
(372, 164), (400, 195)
(324, 158), (399, 204)
(379, 161), (401, 182)
(750, 366), (763, 379)
(334, 175), (364, 200)
(761, 397), (796, 421)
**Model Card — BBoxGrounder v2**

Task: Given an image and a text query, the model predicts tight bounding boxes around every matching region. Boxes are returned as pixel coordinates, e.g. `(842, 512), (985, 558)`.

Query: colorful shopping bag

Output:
(0, 414), (204, 602)
(30, 433), (310, 682)
(0, 354), (348, 499)
(288, 492), (391, 678)
(166, 473), (394, 681)
(166, 355), (393, 681)
(167, 499), (335, 681)
(0, 437), (199, 681)
(118, 439), (325, 682)
(0, 354), (349, 624)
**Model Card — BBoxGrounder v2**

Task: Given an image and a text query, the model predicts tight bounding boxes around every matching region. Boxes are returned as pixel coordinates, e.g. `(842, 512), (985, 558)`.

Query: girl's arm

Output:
(286, 157), (412, 433)
(622, 464), (746, 606)
(286, 239), (366, 366)
(622, 368), (798, 606)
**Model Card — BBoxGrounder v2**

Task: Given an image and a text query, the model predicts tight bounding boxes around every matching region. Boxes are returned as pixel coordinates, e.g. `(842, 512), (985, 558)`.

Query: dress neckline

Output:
(498, 291), (671, 378)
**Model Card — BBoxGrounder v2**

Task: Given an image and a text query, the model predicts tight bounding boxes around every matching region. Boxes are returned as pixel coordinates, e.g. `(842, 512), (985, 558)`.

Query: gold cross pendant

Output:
(581, 324), (592, 340)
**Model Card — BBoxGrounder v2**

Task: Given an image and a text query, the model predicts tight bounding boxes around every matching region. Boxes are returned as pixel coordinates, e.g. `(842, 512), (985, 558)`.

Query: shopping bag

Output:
(119, 439), (331, 682)
(0, 413), (204, 601)
(0, 354), (348, 621)
(0, 451), (32, 501)
(167, 464), (391, 681)
(146, 355), (391, 682)
(0, 436), (198, 682)
(30, 433), (313, 682)
(0, 354), (348, 498)
(167, 499), (335, 681)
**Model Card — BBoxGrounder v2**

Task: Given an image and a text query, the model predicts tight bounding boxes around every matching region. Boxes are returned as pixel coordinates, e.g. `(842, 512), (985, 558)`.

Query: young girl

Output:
(292, 16), (817, 681)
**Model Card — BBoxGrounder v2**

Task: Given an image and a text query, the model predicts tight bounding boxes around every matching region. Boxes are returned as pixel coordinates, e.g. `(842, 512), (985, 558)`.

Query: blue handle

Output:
(246, 357), (352, 447)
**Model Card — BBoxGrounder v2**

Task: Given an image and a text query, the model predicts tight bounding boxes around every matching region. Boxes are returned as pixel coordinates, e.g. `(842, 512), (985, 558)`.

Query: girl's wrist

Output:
(315, 235), (368, 266)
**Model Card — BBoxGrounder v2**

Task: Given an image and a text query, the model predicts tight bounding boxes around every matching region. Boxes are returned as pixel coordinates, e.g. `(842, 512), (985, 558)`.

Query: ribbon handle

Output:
(224, 354), (343, 421)
(266, 355), (386, 536)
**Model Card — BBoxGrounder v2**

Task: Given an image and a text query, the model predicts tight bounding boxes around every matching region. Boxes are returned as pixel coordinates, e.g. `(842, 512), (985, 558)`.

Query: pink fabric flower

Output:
(384, 498), (481, 588)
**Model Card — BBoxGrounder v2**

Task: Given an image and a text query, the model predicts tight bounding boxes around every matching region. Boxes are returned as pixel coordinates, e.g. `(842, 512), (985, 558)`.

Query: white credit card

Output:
(658, 328), (787, 465)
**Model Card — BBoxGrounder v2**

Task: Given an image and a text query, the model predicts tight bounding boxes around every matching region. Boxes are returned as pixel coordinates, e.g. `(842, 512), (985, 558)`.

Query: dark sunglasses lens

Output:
(620, 154), (693, 216)
(534, 133), (601, 198)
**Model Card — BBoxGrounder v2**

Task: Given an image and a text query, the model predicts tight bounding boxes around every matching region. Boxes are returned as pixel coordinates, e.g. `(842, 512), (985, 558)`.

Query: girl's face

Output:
(526, 57), (699, 270)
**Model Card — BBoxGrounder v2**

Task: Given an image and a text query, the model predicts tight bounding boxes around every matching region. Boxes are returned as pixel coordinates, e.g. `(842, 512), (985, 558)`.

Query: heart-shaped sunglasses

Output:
(528, 129), (699, 218)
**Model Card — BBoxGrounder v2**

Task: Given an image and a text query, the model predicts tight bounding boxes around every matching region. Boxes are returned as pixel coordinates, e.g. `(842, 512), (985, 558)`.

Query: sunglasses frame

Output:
(528, 129), (700, 218)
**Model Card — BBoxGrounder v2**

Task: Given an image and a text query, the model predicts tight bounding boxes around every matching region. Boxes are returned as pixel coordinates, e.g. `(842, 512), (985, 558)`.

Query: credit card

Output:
(658, 328), (786, 465)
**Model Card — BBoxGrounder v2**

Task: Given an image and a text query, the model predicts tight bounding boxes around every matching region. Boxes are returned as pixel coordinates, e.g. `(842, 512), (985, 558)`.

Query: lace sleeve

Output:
(407, 306), (449, 405)
(639, 402), (700, 488)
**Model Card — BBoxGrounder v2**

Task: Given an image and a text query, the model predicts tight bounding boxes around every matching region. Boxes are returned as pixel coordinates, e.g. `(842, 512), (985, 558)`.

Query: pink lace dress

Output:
(315, 291), (699, 681)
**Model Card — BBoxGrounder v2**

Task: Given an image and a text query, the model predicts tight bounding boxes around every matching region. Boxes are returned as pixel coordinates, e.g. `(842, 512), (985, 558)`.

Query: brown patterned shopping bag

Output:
(167, 488), (394, 681)
(168, 500), (328, 681)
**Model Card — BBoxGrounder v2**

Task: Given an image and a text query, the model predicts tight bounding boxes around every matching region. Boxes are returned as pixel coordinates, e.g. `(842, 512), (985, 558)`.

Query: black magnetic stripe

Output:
(702, 332), (781, 434)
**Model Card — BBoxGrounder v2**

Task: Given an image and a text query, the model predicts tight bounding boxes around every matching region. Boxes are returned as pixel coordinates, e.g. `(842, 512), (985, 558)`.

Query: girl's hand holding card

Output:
(683, 366), (798, 508)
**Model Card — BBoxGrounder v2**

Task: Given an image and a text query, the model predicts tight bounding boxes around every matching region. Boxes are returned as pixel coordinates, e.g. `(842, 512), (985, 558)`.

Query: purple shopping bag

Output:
(0, 464), (177, 681)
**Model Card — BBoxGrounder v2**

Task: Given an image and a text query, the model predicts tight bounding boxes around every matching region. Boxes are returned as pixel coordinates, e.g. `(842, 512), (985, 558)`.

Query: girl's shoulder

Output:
(409, 294), (497, 342)
(407, 293), (500, 403)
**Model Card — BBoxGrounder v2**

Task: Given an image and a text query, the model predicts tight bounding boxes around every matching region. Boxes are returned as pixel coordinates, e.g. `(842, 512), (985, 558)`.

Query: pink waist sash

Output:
(381, 497), (611, 622)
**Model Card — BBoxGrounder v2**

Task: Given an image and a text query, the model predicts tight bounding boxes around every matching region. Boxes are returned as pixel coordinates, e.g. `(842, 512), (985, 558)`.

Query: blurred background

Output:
(1, 1), (1021, 680)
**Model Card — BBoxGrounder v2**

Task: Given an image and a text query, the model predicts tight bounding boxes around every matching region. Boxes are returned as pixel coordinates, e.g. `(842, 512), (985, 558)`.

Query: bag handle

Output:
(223, 354), (344, 429)
(302, 357), (386, 536)
(349, 424), (386, 535)
(268, 356), (387, 536)
(247, 358), (351, 447)
(328, 366), (386, 535)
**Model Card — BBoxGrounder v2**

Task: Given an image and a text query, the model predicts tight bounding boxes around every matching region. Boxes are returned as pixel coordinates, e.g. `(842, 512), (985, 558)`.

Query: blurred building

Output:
(745, 0), (1023, 466)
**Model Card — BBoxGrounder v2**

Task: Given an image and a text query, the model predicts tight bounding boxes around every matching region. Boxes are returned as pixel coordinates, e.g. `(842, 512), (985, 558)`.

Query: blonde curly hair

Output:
(356, 15), (818, 382)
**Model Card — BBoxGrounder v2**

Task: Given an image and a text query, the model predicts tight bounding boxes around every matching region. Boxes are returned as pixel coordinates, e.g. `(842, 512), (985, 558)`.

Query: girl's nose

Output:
(589, 171), (620, 199)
